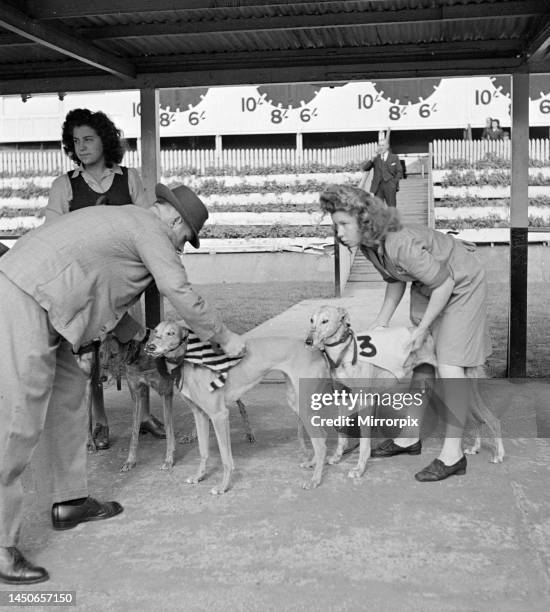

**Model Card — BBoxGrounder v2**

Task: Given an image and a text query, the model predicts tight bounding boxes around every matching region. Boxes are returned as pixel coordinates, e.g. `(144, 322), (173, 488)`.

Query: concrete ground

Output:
(12, 283), (550, 611)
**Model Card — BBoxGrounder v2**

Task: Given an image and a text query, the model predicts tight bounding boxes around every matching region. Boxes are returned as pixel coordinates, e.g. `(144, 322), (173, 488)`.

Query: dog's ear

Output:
(337, 307), (350, 327)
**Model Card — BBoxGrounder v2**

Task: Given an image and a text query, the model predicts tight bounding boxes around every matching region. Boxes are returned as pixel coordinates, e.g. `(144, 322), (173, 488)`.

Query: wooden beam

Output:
(139, 88), (160, 208)
(139, 88), (163, 329)
(0, 33), (31, 46)
(508, 72), (529, 379)
(0, 1), (136, 79)
(526, 19), (550, 65)
(0, 38), (523, 82)
(0, 39), (521, 78)
(134, 39), (522, 69)
(0, 56), (527, 95)
(81, 5), (540, 38)
(27, 0), (325, 18)
(27, 0), (550, 22)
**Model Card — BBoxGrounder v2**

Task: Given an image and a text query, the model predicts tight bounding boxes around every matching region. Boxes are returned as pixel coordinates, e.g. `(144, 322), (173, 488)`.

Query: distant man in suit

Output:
(361, 141), (403, 207)
(0, 184), (246, 585)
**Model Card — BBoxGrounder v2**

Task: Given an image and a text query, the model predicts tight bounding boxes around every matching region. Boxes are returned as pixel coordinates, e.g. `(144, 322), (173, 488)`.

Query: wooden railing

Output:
(427, 145), (435, 229)
(431, 138), (550, 169)
(0, 143), (376, 175)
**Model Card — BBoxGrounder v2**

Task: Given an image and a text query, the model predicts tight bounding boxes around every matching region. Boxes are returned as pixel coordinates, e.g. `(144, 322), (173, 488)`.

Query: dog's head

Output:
(306, 305), (351, 349)
(145, 320), (190, 359)
(97, 334), (128, 384)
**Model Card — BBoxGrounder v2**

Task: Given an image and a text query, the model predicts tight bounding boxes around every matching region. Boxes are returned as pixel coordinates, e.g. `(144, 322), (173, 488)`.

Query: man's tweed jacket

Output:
(0, 205), (224, 351)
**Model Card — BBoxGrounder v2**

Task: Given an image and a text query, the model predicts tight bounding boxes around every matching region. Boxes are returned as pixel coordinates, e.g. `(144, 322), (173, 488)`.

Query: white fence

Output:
(432, 138), (550, 169)
(0, 143), (375, 175)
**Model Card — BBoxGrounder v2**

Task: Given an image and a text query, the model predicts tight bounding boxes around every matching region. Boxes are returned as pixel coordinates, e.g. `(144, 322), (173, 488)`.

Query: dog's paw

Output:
(489, 454), (504, 464)
(120, 460), (136, 472)
(87, 442), (98, 453)
(301, 478), (320, 490)
(210, 487), (226, 496)
(327, 454), (342, 465)
(245, 432), (256, 443)
(347, 467), (364, 479)
(300, 459), (316, 469)
(185, 474), (204, 484)
(160, 460), (174, 471)
(463, 447), (479, 455)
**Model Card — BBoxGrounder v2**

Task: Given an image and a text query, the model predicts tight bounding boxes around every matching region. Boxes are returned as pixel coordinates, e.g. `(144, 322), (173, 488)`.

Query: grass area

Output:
(163, 281), (334, 334)
(485, 280), (548, 378)
(164, 275), (547, 378)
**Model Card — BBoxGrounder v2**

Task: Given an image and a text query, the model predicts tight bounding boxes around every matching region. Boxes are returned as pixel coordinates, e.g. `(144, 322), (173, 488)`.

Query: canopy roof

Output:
(1, 0), (550, 95)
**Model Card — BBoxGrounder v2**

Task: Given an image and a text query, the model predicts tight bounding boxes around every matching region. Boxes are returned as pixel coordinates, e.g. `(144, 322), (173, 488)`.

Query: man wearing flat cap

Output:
(0, 184), (246, 584)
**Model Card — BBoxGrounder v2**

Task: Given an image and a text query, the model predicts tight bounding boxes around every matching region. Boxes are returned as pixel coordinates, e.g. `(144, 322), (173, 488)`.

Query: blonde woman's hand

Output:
(409, 325), (429, 353)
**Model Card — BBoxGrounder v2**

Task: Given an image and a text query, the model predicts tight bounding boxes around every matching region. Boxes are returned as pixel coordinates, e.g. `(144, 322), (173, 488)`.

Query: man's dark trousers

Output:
(374, 181), (397, 207)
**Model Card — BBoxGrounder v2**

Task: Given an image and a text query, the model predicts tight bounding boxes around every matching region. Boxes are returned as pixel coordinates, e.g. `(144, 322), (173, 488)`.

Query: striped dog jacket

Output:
(183, 332), (244, 391)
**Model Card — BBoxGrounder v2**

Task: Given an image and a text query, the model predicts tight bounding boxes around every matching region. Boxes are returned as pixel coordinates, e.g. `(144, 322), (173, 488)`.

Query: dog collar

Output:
(322, 330), (358, 370)
(323, 325), (352, 348)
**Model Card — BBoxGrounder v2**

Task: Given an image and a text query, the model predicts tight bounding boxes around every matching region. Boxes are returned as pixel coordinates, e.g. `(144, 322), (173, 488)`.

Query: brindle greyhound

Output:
(306, 305), (504, 478)
(97, 332), (256, 473)
(144, 320), (332, 495)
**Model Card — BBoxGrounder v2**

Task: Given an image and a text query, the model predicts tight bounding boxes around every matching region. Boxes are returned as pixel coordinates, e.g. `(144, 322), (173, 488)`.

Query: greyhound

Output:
(97, 332), (256, 473)
(306, 305), (504, 479)
(144, 320), (332, 495)
(73, 345), (98, 453)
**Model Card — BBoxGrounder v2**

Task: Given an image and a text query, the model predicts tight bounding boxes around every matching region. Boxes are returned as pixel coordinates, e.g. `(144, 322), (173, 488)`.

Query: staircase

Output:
(346, 175), (430, 287)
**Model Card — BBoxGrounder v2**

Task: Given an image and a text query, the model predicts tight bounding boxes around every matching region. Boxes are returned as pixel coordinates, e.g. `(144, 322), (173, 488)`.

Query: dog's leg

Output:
(284, 376), (328, 488)
(160, 389), (175, 470)
(209, 400), (234, 495)
(177, 397), (198, 445)
(185, 402), (210, 485)
(348, 437), (372, 479)
(297, 418), (310, 457)
(468, 376), (505, 463)
(348, 405), (373, 479)
(85, 380), (96, 453)
(464, 410), (482, 456)
(236, 399), (255, 443)
(302, 435), (327, 489)
(328, 434), (350, 465)
(121, 379), (145, 471)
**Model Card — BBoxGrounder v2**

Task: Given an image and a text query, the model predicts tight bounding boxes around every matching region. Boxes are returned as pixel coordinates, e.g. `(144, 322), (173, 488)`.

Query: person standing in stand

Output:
(43, 108), (165, 450)
(360, 141), (403, 207)
(482, 118), (505, 141)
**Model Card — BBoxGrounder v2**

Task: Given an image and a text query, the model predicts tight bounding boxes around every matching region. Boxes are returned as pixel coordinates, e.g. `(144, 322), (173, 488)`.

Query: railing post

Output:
(296, 132), (303, 167)
(334, 227), (341, 297)
(508, 73), (529, 378)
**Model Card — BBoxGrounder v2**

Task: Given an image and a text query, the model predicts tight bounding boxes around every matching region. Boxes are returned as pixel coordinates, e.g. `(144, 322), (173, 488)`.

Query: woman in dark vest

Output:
(44, 108), (165, 449)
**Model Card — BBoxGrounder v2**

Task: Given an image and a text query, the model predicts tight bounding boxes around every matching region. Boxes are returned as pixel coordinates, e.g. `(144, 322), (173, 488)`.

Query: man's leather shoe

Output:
(371, 439), (422, 457)
(51, 497), (123, 530)
(414, 455), (467, 482)
(139, 415), (166, 439)
(92, 423), (110, 450)
(0, 547), (49, 584)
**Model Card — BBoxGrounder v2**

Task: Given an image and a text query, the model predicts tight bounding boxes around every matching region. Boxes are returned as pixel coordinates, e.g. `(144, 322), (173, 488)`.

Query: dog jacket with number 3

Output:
(355, 327), (436, 379)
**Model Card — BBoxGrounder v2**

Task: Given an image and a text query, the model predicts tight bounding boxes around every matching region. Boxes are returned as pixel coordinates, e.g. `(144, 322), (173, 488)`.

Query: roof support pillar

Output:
(140, 88), (163, 328)
(507, 73), (529, 378)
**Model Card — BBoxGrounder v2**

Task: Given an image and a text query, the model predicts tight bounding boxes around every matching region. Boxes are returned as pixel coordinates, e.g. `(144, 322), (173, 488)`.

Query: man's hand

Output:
(409, 325), (429, 353)
(220, 331), (247, 358)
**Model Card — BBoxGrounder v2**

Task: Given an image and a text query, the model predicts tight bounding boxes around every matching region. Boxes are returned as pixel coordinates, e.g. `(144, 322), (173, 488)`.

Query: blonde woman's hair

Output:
(319, 184), (402, 247)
